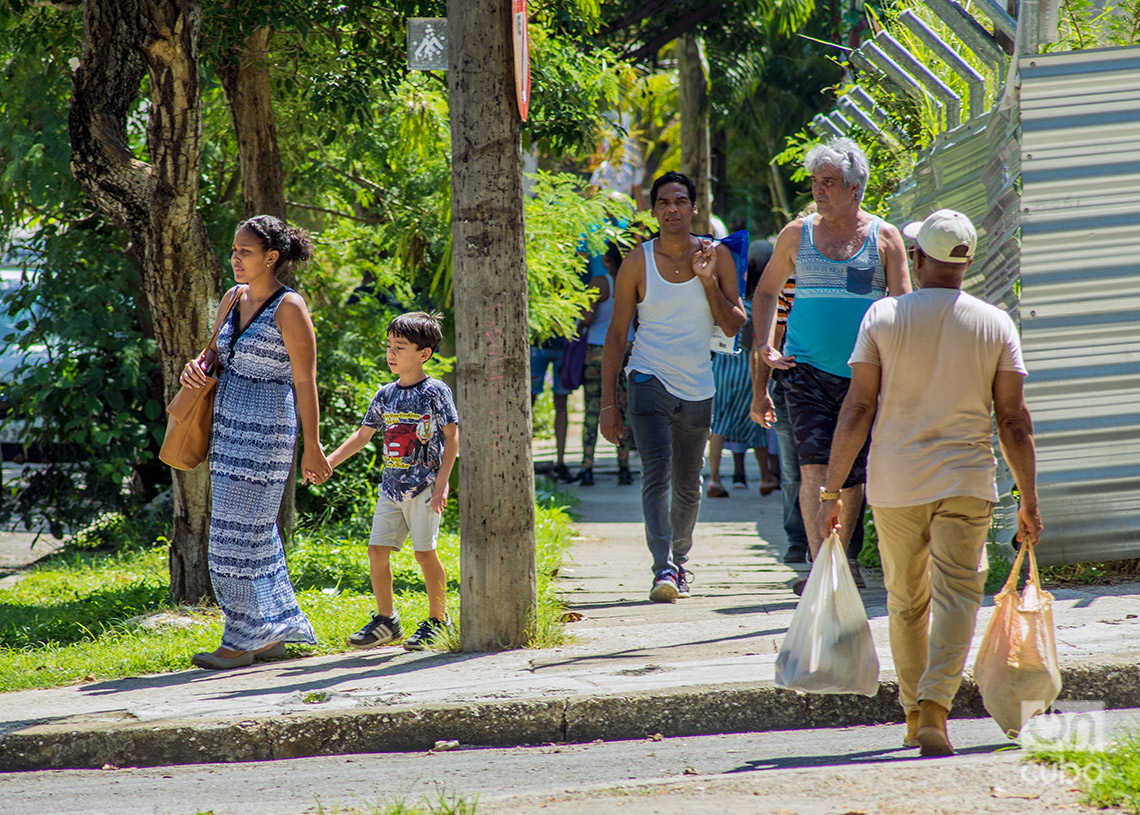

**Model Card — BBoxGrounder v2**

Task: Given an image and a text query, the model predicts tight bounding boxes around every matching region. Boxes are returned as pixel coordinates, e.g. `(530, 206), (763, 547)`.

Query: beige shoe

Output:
(916, 699), (954, 757)
(253, 641), (287, 661)
(191, 649), (253, 670)
(903, 710), (920, 748)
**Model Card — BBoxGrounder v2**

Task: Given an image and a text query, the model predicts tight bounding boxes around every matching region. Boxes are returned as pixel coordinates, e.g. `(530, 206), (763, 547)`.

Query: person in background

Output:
(530, 335), (574, 483)
(707, 239), (780, 498)
(576, 243), (634, 486)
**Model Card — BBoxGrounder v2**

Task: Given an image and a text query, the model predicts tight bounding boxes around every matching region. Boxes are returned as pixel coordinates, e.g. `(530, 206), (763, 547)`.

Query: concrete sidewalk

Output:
(2, 432), (1139, 771)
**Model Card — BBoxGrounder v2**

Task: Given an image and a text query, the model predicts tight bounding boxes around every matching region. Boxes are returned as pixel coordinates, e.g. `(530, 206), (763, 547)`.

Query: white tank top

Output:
(626, 239), (715, 401)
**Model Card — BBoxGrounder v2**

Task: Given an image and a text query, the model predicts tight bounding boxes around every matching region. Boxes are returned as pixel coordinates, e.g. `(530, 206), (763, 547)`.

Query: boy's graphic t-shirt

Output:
(362, 377), (458, 501)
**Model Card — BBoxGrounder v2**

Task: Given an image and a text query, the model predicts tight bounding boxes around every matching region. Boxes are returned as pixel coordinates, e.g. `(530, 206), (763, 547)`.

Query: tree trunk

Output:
(678, 35), (711, 235)
(217, 26), (287, 229)
(70, 0), (222, 602)
(449, 0), (537, 650)
(217, 22), (298, 546)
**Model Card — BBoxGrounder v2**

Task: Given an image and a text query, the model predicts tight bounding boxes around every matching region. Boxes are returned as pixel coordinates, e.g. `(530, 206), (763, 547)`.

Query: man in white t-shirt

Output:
(816, 209), (1043, 758)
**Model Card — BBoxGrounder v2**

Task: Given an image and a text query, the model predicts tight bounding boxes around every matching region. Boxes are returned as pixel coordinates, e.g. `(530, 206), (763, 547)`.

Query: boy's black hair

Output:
(387, 311), (443, 352)
(650, 171), (697, 207)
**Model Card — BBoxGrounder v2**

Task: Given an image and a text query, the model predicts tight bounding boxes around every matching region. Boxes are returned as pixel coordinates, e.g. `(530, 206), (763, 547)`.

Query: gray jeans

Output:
(627, 373), (712, 574)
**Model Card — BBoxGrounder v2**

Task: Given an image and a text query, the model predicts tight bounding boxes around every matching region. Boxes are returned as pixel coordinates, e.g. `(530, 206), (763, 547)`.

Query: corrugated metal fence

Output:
(888, 44), (1140, 564)
(1018, 45), (1140, 564)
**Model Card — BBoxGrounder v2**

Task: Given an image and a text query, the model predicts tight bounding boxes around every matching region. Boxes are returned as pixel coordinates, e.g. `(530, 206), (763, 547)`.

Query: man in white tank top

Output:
(600, 172), (747, 603)
(818, 209), (1042, 758)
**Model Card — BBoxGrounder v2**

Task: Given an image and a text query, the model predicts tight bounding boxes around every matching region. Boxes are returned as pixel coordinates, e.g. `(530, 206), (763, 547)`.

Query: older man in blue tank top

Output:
(751, 139), (911, 595)
(601, 171), (747, 603)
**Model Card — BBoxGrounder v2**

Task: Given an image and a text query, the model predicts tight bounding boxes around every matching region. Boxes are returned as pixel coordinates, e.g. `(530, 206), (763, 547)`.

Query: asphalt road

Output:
(5, 709), (1136, 815)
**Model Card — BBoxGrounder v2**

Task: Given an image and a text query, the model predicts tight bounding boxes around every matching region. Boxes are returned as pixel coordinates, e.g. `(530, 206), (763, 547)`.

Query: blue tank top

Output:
(784, 213), (887, 378)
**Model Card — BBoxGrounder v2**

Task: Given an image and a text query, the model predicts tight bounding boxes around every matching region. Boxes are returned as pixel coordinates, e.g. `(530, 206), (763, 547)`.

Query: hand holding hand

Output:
(301, 446), (333, 485)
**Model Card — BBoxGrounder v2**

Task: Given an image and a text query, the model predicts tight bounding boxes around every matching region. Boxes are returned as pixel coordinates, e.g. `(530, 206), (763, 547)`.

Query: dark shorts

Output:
(778, 363), (869, 488)
(530, 340), (571, 396)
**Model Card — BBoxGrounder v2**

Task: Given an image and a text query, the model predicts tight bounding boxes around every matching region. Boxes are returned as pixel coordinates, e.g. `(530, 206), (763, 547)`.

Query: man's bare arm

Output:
(818, 361), (881, 539)
(993, 369), (1043, 546)
(752, 220), (801, 369)
(600, 250), (642, 446)
(878, 222), (912, 297)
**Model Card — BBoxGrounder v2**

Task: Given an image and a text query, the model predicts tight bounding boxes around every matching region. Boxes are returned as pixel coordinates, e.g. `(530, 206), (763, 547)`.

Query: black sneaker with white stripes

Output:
(404, 616), (449, 651)
(348, 613), (403, 649)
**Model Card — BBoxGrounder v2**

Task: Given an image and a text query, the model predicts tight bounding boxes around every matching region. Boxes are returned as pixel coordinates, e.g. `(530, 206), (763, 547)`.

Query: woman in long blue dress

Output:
(179, 215), (332, 670)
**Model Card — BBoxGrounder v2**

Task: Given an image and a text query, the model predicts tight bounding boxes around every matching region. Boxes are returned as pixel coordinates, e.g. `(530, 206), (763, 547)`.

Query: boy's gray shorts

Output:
(369, 488), (441, 551)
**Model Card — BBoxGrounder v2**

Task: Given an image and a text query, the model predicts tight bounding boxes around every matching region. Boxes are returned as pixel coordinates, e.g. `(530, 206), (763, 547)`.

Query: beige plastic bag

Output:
(973, 544), (1062, 737)
(775, 531), (879, 696)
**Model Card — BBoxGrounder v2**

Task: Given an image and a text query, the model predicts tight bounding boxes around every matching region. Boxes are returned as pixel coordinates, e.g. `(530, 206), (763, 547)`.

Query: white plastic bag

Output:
(974, 543), (1062, 737)
(775, 531), (880, 696)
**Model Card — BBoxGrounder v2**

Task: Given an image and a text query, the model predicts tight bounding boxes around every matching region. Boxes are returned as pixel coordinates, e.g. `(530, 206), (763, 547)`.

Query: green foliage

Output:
(0, 0), (635, 543)
(524, 172), (635, 343)
(985, 541), (1014, 595)
(1028, 728), (1140, 813)
(0, 545), (171, 653)
(1039, 557), (1140, 585)
(0, 496), (575, 691)
(0, 223), (166, 536)
(857, 508), (880, 569)
(315, 792), (479, 815)
(1045, 0), (1140, 50)
(525, 26), (632, 156)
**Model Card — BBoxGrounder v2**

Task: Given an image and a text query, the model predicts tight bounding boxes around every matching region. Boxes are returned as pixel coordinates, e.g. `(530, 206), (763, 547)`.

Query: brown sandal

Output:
(707, 483), (730, 498)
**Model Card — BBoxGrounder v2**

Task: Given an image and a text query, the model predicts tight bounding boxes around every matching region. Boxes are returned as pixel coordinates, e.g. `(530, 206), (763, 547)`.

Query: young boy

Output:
(325, 312), (459, 651)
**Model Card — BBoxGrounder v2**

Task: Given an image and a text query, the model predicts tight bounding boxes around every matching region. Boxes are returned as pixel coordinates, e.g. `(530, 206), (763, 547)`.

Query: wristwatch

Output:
(818, 487), (841, 502)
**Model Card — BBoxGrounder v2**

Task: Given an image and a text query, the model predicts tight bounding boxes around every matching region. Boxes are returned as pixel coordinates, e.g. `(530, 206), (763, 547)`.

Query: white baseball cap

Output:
(902, 209), (976, 264)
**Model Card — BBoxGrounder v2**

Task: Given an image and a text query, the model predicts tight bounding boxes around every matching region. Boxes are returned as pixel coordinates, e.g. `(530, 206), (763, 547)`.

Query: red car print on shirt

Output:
(384, 422), (421, 461)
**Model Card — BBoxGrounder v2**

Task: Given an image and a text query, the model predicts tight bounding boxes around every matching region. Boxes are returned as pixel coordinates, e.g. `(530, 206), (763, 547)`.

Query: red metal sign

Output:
(512, 0), (531, 121)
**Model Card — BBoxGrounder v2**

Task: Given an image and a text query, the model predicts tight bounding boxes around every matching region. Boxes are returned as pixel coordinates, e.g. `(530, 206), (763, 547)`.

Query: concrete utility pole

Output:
(448, 0), (537, 650)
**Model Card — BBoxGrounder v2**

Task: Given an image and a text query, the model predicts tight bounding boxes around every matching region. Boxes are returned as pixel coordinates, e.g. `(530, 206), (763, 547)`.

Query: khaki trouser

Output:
(873, 496), (992, 714)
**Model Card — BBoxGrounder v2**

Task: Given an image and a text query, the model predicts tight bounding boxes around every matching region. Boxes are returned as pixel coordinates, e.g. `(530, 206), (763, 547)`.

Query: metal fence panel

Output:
(1019, 45), (1140, 564)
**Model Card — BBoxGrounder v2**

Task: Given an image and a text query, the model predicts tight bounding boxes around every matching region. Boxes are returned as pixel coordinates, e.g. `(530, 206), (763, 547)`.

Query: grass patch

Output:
(0, 491), (576, 692)
(1039, 558), (1140, 587)
(1026, 727), (1140, 813)
(315, 792), (478, 815)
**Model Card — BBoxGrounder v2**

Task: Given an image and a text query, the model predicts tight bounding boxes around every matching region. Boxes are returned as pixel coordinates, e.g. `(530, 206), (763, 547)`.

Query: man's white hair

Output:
(803, 138), (870, 203)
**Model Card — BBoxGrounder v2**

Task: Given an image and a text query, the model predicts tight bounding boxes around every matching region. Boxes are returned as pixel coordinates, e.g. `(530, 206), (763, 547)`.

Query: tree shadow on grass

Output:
(0, 582), (171, 649)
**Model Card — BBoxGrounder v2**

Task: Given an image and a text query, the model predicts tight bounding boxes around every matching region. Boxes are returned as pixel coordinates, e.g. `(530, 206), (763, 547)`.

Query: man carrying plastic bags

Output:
(775, 529), (879, 696)
(816, 210), (1043, 757)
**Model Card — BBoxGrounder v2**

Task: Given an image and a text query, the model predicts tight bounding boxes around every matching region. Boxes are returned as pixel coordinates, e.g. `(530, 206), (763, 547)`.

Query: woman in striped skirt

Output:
(707, 241), (780, 497)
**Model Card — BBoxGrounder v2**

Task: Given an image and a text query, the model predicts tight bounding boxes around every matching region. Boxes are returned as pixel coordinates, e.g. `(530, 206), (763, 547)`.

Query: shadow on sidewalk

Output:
(79, 649), (492, 697)
(725, 740), (1010, 774)
(530, 627), (789, 671)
